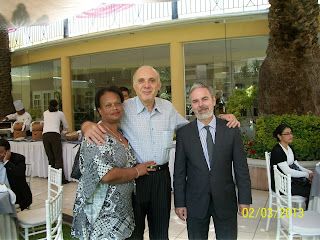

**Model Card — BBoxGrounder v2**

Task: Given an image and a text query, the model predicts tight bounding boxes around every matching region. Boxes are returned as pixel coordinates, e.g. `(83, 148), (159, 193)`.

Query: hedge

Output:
(242, 114), (320, 161)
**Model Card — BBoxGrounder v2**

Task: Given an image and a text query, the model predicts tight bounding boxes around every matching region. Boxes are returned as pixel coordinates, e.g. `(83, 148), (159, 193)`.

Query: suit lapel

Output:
(189, 120), (210, 170)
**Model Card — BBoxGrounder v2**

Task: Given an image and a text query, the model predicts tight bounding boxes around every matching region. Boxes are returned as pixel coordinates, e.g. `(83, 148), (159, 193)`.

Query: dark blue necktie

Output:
(204, 126), (214, 165)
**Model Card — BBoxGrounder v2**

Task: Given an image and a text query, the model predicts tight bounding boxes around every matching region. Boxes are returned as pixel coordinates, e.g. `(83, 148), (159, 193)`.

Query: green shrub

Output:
(226, 85), (258, 122)
(243, 114), (320, 161)
(27, 108), (43, 121)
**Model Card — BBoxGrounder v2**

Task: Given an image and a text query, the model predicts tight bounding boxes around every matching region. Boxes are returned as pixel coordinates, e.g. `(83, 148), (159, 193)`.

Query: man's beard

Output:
(194, 106), (214, 120)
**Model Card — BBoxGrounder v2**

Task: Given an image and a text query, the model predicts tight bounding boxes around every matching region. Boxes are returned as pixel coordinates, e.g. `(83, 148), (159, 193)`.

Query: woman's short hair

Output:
(273, 124), (292, 141)
(49, 99), (58, 112)
(95, 86), (124, 110)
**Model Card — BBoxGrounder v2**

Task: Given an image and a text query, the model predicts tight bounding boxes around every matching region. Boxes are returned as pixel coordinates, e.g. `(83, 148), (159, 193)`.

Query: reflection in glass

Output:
(184, 36), (268, 121)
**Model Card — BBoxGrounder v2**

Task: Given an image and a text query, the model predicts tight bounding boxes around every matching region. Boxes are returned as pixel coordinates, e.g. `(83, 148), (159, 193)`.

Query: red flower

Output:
(248, 142), (253, 146)
(250, 149), (255, 154)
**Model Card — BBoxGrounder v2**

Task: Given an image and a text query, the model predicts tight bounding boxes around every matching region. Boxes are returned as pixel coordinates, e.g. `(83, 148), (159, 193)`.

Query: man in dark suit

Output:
(174, 82), (252, 240)
(0, 139), (32, 210)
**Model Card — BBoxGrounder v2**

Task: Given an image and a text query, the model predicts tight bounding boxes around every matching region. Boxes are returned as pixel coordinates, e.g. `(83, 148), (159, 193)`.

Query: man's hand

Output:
(0, 117), (8, 122)
(81, 121), (106, 145)
(218, 114), (240, 128)
(175, 207), (187, 221)
(3, 150), (11, 162)
(238, 204), (250, 216)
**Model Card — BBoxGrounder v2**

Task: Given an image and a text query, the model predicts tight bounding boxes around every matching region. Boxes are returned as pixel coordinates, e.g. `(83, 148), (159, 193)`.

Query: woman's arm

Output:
(277, 161), (309, 178)
(294, 160), (313, 176)
(60, 112), (69, 132)
(101, 161), (155, 184)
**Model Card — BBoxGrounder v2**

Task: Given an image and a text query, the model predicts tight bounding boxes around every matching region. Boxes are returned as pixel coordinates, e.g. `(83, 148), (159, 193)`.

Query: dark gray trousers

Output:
(43, 132), (66, 181)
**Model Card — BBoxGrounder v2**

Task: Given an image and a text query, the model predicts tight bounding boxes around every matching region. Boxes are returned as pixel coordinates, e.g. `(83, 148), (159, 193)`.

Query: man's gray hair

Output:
(189, 82), (214, 98)
(133, 65), (160, 84)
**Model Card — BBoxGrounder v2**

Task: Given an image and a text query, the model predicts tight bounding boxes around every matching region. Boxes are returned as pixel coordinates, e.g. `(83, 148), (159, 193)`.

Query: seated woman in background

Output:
(71, 86), (155, 240)
(270, 124), (313, 207)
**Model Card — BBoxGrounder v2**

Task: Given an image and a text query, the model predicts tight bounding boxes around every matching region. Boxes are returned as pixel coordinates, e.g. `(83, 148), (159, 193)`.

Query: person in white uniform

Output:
(1, 100), (32, 136)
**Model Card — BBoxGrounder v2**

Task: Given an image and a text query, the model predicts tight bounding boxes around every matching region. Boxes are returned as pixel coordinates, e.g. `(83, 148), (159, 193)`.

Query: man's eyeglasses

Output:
(281, 132), (293, 136)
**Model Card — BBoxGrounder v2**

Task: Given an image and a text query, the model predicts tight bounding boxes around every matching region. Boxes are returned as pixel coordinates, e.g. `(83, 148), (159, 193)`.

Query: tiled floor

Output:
(29, 177), (278, 240)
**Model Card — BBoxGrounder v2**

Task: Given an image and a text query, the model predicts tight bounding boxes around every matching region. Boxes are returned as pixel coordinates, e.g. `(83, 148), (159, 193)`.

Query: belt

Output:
(149, 163), (169, 171)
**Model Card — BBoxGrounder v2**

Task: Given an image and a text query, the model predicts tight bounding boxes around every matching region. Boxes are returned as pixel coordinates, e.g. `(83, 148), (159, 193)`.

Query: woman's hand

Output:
(135, 161), (156, 177)
(309, 172), (314, 182)
(81, 121), (106, 145)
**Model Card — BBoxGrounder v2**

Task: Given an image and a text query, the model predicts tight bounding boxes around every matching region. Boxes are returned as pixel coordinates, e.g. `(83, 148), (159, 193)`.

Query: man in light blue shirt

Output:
(82, 65), (239, 240)
(121, 96), (187, 166)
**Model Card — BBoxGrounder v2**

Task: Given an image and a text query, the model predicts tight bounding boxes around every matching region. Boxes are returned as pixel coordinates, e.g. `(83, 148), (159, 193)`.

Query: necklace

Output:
(101, 122), (123, 142)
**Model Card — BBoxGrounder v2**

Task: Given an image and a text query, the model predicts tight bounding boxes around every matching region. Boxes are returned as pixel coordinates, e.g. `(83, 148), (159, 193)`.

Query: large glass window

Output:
(11, 60), (61, 120)
(71, 45), (170, 130)
(184, 36), (268, 121)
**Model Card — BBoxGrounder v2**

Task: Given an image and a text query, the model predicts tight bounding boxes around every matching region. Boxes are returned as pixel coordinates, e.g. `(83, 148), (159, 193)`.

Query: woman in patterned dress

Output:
(71, 86), (155, 240)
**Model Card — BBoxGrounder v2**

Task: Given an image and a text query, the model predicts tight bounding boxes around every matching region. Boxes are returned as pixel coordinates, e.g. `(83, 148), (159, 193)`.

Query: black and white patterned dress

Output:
(71, 133), (136, 240)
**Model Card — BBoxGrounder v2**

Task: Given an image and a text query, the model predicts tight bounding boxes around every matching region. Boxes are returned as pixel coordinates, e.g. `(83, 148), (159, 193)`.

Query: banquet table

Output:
(9, 140), (80, 182)
(0, 190), (17, 240)
(303, 165), (320, 240)
(308, 164), (320, 213)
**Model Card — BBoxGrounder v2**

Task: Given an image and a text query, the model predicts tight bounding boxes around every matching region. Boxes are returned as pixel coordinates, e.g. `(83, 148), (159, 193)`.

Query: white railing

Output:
(9, 0), (271, 51)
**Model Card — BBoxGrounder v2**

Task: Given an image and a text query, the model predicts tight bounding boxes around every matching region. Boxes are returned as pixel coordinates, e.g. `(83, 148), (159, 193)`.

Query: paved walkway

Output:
(29, 177), (277, 239)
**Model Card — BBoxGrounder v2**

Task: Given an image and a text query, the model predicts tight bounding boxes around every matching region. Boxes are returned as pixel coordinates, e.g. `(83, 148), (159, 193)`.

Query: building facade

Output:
(10, 10), (272, 130)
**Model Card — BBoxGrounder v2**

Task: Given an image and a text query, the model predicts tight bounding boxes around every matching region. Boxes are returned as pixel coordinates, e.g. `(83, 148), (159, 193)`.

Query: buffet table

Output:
(9, 140), (80, 182)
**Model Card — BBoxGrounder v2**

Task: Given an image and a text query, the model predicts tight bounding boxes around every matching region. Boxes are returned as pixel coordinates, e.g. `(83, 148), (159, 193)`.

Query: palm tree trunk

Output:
(0, 27), (15, 117)
(258, 0), (320, 116)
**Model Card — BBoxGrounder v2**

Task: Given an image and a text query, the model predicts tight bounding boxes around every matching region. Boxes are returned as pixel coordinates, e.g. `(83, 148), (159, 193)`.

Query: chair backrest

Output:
(273, 165), (293, 231)
(265, 152), (272, 192)
(273, 165), (292, 206)
(25, 162), (34, 189)
(45, 186), (63, 240)
(48, 165), (62, 200)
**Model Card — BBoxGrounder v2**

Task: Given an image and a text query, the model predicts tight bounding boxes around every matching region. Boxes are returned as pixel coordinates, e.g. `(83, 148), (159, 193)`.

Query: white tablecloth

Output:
(9, 141), (80, 182)
(308, 165), (320, 213)
(0, 191), (17, 240)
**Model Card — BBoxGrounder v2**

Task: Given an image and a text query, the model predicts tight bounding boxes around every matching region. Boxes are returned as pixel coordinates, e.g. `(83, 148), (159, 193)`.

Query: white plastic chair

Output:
(48, 165), (62, 200)
(17, 187), (64, 240)
(273, 166), (320, 240)
(17, 166), (63, 239)
(265, 152), (306, 231)
(46, 187), (64, 240)
(25, 162), (34, 189)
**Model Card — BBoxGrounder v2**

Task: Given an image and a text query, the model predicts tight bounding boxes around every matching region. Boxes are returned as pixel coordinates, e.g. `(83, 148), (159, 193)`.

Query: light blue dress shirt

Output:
(0, 161), (10, 187)
(197, 117), (216, 170)
(120, 97), (188, 165)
